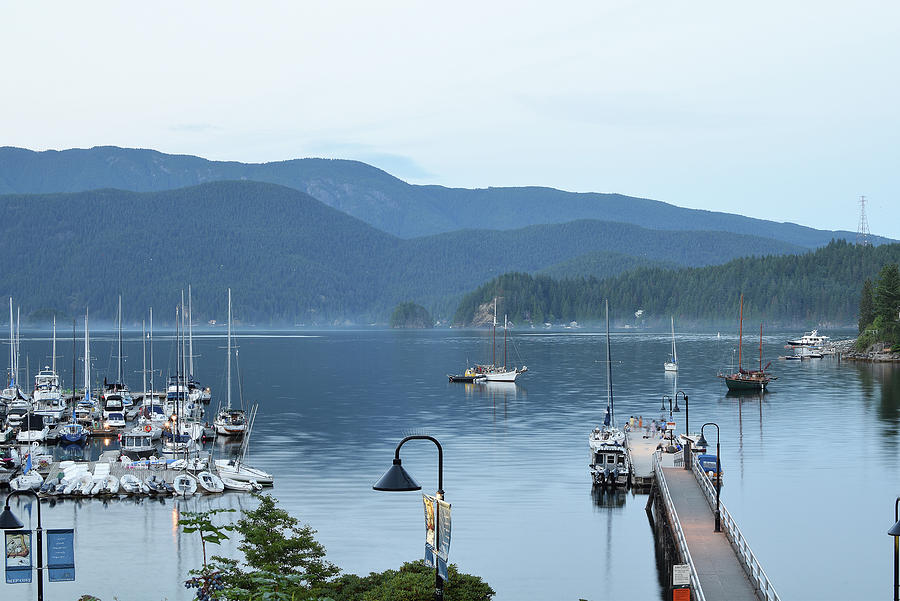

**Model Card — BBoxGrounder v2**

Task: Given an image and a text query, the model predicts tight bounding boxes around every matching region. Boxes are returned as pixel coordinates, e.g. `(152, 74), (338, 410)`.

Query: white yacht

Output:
(787, 329), (829, 347)
(214, 290), (247, 437)
(477, 301), (527, 382)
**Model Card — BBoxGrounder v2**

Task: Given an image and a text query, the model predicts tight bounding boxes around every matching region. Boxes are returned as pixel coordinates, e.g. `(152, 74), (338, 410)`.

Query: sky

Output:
(2, 1), (898, 238)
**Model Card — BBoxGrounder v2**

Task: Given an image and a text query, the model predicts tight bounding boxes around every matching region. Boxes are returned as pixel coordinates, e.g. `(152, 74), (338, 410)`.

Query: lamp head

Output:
(0, 505), (24, 530)
(697, 432), (709, 448)
(373, 458), (422, 492)
(889, 519), (900, 537)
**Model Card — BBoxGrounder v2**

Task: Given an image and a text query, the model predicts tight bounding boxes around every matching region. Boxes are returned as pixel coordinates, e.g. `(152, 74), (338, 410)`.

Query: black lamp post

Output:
(676, 390), (689, 435)
(888, 496), (900, 601)
(659, 395), (667, 411)
(373, 435), (445, 601)
(0, 489), (43, 601)
(697, 423), (721, 532)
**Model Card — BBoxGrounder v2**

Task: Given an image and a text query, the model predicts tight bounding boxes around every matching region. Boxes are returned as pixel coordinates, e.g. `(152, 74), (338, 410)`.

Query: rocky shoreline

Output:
(832, 338), (900, 362)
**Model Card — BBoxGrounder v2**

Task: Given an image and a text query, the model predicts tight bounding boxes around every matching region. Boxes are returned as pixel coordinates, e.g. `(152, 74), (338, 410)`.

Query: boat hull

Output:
(723, 376), (769, 391)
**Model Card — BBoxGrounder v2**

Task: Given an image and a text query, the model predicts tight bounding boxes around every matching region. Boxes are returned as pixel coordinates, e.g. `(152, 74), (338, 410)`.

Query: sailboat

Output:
(186, 286), (211, 404)
(214, 289), (246, 436)
(718, 295), (776, 391)
(477, 298), (527, 382)
(664, 316), (678, 372)
(215, 403), (273, 485)
(2, 299), (30, 403)
(33, 316), (64, 421)
(589, 300), (631, 488)
(74, 309), (100, 425)
(60, 320), (88, 446)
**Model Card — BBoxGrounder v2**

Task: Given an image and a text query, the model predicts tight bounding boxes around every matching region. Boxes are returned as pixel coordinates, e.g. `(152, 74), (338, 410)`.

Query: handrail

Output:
(653, 451), (706, 601)
(690, 452), (781, 601)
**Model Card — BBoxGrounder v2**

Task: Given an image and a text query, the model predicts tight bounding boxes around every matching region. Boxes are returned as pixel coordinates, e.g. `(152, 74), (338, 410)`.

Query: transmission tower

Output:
(857, 195), (870, 246)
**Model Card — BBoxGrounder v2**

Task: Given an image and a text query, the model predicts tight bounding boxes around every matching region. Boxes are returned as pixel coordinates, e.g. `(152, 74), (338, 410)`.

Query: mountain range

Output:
(1, 146), (889, 246)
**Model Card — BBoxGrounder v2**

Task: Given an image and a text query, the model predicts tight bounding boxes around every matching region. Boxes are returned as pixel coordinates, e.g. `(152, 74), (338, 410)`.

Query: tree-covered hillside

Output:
(1, 146), (890, 247)
(0, 182), (807, 325)
(453, 241), (900, 328)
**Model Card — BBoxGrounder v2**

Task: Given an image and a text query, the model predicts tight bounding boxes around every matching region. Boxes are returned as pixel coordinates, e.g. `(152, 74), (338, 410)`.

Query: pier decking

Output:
(652, 451), (780, 601)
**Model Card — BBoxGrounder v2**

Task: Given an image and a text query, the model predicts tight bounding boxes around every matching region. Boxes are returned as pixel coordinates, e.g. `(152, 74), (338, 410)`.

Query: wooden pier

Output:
(648, 450), (780, 601)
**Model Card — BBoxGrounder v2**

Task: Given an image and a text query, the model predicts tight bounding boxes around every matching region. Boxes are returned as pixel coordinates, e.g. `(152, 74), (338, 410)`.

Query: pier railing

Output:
(690, 452), (781, 601)
(652, 451), (706, 601)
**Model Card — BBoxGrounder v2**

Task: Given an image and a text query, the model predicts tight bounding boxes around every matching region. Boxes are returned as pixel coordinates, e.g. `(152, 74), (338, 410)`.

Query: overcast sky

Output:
(2, 1), (898, 238)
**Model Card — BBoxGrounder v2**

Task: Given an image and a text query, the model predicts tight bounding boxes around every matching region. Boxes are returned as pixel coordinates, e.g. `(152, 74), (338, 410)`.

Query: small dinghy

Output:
(221, 476), (253, 492)
(119, 474), (144, 495)
(196, 471), (225, 494)
(77, 475), (96, 496)
(144, 475), (168, 496)
(97, 474), (120, 496)
(173, 473), (198, 496)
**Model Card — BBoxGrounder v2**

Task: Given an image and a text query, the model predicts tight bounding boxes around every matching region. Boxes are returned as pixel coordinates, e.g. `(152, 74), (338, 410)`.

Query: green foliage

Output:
(453, 240), (900, 327)
(859, 278), (875, 334)
(317, 560), (495, 601)
(390, 302), (433, 328)
(0, 182), (812, 325)
(179, 507), (236, 568)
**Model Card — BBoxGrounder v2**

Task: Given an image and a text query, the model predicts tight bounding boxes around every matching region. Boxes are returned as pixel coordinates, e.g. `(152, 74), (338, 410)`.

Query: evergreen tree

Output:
(859, 278), (875, 333)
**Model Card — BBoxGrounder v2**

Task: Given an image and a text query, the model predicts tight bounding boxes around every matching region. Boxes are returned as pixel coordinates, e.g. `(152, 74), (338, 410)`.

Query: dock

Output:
(626, 426), (678, 488)
(649, 450), (780, 601)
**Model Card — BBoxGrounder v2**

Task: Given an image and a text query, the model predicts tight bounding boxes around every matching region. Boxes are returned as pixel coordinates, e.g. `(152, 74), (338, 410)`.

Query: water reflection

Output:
(591, 487), (626, 508)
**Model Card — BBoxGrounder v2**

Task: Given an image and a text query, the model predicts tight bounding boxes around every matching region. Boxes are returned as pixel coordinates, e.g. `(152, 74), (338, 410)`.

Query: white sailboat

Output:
(478, 298), (527, 382)
(215, 289), (246, 437)
(589, 300), (631, 488)
(2, 299), (30, 403)
(664, 316), (678, 372)
(215, 403), (273, 485)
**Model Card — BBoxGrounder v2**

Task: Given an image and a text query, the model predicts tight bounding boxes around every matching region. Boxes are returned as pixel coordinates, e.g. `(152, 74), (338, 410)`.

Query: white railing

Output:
(653, 451), (706, 601)
(690, 452), (781, 601)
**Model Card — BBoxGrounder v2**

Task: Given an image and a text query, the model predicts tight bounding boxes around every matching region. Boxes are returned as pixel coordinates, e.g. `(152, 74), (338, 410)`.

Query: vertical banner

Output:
(5, 530), (33, 584)
(423, 495), (451, 581)
(47, 529), (76, 582)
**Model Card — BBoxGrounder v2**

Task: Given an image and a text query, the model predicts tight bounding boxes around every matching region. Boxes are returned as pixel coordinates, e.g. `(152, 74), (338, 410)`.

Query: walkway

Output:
(662, 467), (759, 601)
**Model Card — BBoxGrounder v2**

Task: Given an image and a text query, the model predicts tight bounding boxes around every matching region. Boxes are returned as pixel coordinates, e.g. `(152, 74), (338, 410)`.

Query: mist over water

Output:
(3, 328), (897, 600)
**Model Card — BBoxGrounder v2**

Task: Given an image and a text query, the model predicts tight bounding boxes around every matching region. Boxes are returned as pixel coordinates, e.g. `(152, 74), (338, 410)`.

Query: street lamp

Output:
(697, 423), (721, 532)
(660, 395), (669, 412)
(676, 390), (689, 435)
(888, 496), (900, 601)
(373, 435), (445, 601)
(0, 489), (43, 601)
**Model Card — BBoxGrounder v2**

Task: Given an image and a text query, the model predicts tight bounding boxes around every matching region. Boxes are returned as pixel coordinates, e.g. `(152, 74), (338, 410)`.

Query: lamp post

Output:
(373, 435), (445, 601)
(888, 497), (900, 601)
(676, 391), (689, 435)
(697, 422), (721, 532)
(0, 489), (43, 601)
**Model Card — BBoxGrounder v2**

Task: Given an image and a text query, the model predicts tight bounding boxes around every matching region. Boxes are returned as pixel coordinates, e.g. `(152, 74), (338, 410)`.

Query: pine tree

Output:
(859, 278), (875, 333)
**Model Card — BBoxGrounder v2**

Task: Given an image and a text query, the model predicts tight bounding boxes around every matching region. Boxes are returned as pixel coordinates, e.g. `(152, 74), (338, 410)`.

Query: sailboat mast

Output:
(759, 323), (763, 371)
(52, 315), (57, 375)
(188, 285), (194, 380)
(492, 298), (497, 367)
(671, 316), (677, 363)
(142, 319), (147, 397)
(503, 314), (508, 370)
(16, 307), (20, 388)
(606, 300), (614, 426)
(149, 308), (154, 397)
(737, 294), (744, 371)
(72, 320), (76, 415)
(227, 288), (232, 410)
(8, 298), (13, 387)
(84, 309), (90, 402)
(117, 295), (123, 383)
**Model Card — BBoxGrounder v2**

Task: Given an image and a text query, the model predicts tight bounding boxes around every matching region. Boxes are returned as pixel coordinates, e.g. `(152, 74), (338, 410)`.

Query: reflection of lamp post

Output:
(373, 435), (445, 601)
(697, 423), (721, 532)
(888, 497), (900, 601)
(0, 489), (43, 601)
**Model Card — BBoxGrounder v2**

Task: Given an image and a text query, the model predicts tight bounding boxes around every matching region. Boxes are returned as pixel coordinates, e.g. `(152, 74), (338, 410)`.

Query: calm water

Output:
(3, 328), (899, 601)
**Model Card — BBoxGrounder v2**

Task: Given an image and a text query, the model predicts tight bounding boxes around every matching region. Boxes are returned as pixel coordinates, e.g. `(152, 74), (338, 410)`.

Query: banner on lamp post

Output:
(47, 528), (76, 582)
(5, 530), (33, 584)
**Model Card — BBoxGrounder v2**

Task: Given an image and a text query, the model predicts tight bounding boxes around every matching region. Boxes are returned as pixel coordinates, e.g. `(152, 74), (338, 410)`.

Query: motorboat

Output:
(196, 471), (225, 494)
(221, 476), (260, 492)
(787, 329), (829, 347)
(120, 430), (155, 459)
(214, 409), (246, 437)
(16, 413), (49, 443)
(104, 411), (127, 429)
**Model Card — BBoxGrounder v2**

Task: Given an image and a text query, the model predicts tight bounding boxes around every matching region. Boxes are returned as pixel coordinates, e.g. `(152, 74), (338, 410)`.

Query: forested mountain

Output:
(1, 146), (890, 247)
(453, 240), (900, 328)
(537, 251), (676, 280)
(0, 181), (806, 325)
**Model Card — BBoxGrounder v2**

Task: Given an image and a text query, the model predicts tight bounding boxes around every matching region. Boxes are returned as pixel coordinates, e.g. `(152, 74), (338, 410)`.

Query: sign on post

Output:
(5, 530), (33, 584)
(673, 588), (691, 601)
(672, 563), (690, 586)
(47, 529), (76, 582)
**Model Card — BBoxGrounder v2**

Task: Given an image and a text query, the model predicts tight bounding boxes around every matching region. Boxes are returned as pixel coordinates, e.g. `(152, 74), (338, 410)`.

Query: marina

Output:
(1, 327), (898, 601)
